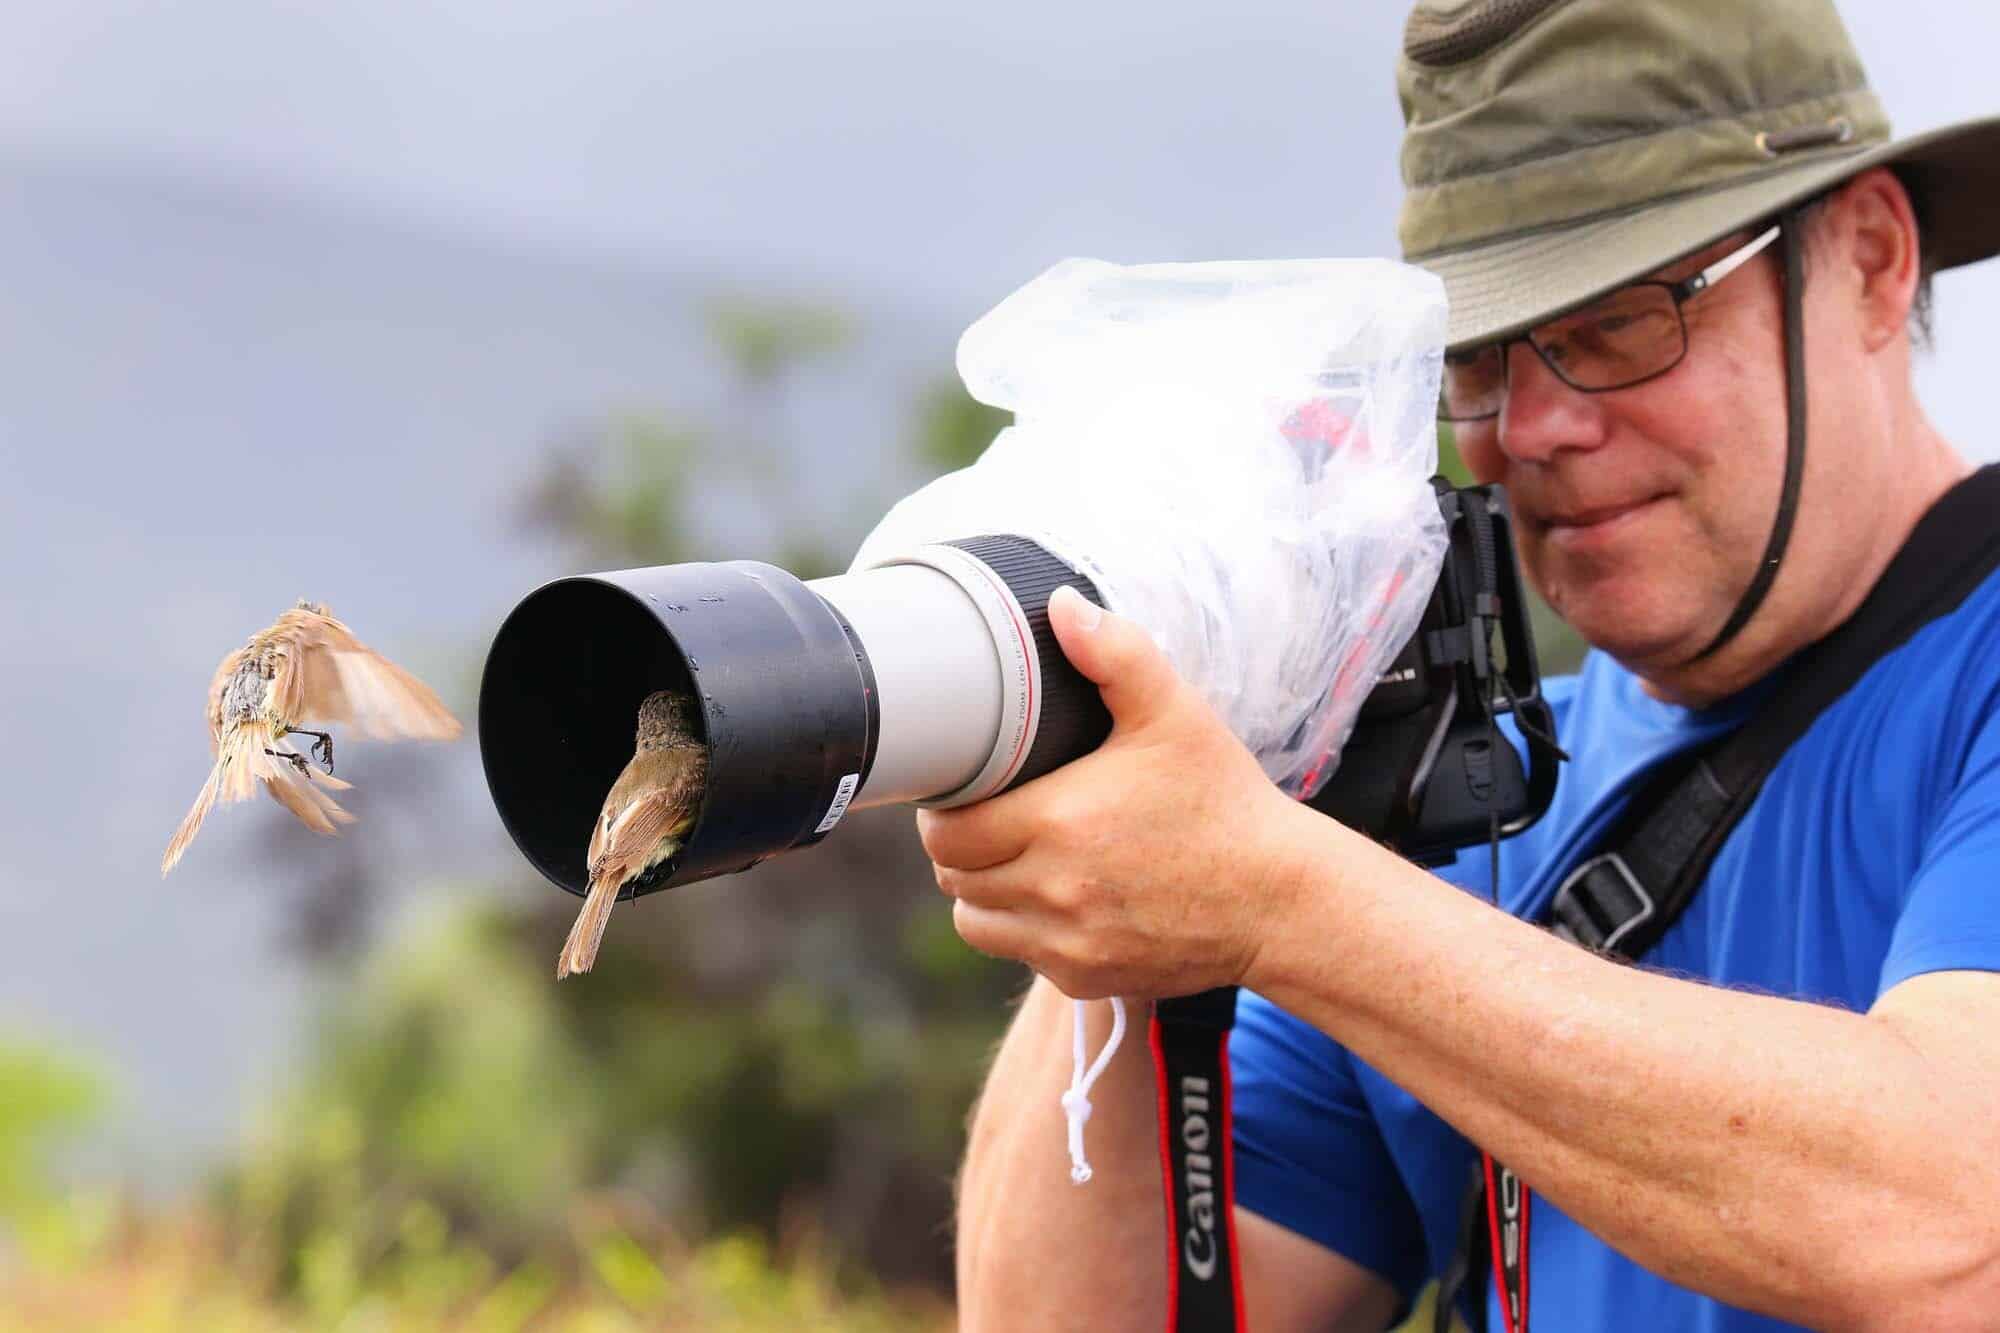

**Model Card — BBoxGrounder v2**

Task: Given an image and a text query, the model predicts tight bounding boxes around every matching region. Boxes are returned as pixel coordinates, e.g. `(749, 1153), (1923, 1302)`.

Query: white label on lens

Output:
(814, 772), (862, 834)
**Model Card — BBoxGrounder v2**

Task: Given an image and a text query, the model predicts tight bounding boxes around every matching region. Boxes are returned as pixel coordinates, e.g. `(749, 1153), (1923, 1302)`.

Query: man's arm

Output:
(1251, 815), (2000, 1332)
(928, 591), (2000, 1331)
(956, 974), (1398, 1332)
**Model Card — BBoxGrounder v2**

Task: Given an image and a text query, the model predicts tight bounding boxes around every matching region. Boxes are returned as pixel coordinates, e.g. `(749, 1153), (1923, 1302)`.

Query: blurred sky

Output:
(4, 0), (1999, 1181)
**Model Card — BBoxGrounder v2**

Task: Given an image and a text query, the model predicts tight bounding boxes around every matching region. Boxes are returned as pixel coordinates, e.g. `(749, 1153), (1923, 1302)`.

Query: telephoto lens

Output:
(479, 536), (1111, 902)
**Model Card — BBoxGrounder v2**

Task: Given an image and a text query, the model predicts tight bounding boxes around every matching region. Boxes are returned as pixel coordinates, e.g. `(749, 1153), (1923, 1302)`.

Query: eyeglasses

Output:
(1439, 225), (1783, 423)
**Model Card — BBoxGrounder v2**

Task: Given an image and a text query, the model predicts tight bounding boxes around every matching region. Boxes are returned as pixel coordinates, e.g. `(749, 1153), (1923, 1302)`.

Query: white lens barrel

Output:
(482, 536), (1110, 899)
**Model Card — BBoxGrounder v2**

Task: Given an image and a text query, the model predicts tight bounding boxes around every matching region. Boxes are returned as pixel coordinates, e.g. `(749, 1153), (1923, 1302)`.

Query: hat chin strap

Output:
(1690, 207), (1808, 662)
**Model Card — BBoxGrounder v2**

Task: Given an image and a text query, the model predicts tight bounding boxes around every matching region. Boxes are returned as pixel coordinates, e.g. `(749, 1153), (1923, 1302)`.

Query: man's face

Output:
(1451, 232), (1796, 673)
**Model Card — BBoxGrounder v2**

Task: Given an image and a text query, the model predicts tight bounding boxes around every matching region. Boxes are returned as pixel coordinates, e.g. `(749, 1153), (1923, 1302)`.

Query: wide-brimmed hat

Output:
(1398, 0), (2000, 351)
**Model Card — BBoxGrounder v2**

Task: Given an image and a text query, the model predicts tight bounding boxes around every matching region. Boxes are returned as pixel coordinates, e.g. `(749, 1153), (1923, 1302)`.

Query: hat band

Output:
(1400, 90), (1888, 259)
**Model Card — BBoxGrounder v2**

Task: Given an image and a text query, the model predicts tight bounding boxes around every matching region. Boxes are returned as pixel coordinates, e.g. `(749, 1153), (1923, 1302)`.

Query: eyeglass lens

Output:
(1440, 283), (1689, 421)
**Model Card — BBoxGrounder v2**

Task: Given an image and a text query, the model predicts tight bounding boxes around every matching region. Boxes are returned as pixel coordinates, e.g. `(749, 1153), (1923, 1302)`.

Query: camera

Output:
(1304, 480), (1558, 865)
(478, 480), (1558, 898)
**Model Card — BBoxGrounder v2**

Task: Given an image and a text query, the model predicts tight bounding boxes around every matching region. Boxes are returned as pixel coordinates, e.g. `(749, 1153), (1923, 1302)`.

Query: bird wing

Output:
(271, 609), (462, 741)
(588, 760), (703, 885)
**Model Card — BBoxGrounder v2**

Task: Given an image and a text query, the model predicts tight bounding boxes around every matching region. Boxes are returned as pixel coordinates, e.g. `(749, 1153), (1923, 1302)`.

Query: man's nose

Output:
(1497, 341), (1608, 463)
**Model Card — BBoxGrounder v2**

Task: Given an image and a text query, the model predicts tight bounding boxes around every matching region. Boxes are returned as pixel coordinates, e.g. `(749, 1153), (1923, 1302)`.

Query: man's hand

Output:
(919, 585), (1313, 1000)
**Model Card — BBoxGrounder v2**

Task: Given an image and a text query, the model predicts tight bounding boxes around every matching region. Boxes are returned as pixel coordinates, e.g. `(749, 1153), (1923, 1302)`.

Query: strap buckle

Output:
(1549, 852), (1656, 955)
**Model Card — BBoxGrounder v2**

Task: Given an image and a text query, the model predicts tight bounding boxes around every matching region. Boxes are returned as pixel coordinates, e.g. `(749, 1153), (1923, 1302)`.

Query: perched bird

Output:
(557, 689), (707, 979)
(161, 600), (462, 874)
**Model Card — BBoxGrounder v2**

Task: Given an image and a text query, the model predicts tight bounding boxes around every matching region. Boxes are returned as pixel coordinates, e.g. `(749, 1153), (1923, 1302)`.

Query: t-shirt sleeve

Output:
(1230, 988), (1428, 1307)
(1880, 701), (2000, 992)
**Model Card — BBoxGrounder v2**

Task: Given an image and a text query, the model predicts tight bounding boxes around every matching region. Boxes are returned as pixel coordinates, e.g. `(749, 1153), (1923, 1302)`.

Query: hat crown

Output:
(1397, 0), (1888, 259)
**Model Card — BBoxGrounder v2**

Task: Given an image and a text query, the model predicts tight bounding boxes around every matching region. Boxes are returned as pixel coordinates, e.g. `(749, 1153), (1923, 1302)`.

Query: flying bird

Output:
(557, 689), (707, 979)
(161, 600), (462, 874)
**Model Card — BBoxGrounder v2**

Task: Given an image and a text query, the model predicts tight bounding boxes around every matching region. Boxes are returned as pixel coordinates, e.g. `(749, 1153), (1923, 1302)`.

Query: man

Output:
(935, 1), (2000, 1328)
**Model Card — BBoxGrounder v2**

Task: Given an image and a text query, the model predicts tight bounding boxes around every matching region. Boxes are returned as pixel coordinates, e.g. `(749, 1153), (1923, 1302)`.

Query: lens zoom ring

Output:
(944, 535), (1113, 791)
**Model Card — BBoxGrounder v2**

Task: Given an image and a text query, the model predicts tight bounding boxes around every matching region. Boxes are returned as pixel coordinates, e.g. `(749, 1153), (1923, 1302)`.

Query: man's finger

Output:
(934, 860), (1040, 912)
(951, 898), (1037, 967)
(916, 801), (1029, 871)
(1046, 584), (1185, 735)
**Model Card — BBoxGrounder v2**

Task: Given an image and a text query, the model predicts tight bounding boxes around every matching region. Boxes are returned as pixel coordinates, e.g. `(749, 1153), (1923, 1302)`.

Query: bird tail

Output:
(260, 739), (355, 835)
(162, 752), (229, 875)
(556, 873), (623, 980)
(163, 731), (356, 874)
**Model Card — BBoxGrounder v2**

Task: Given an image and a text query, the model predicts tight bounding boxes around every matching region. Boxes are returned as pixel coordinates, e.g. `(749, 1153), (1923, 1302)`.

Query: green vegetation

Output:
(0, 1036), (115, 1269)
(2, 1211), (949, 1331)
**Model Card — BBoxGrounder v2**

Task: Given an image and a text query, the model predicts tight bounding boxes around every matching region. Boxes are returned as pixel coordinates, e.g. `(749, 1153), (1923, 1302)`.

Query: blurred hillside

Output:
(0, 216), (1021, 1322)
(0, 148), (961, 1176)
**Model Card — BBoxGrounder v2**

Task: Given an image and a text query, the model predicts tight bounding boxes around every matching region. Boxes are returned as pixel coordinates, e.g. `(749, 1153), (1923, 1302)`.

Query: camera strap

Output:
(1437, 461), (2000, 1333)
(1151, 987), (1246, 1333)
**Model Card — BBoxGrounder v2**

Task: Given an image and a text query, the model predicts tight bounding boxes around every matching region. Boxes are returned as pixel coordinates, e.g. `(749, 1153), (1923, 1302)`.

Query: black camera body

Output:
(1305, 482), (1559, 864)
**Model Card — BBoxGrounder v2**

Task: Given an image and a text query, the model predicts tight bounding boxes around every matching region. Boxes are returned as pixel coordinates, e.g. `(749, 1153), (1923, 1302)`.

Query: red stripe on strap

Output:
(1150, 1014), (1181, 1333)
(1482, 1153), (1524, 1333)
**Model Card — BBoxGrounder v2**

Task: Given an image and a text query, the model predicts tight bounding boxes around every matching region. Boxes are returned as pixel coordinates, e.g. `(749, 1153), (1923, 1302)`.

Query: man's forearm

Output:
(958, 977), (1167, 1331)
(1251, 805), (2000, 1330)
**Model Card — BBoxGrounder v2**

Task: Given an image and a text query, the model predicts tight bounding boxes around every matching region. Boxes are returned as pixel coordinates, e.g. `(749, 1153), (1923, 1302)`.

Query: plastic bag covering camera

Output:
(852, 257), (1450, 799)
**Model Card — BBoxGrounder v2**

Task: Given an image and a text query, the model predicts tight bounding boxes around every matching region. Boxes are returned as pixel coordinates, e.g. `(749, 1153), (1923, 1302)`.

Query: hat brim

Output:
(1414, 115), (2000, 351)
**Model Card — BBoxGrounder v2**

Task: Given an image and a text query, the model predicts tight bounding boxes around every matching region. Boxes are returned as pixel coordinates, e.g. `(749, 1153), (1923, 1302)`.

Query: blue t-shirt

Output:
(1231, 565), (2000, 1331)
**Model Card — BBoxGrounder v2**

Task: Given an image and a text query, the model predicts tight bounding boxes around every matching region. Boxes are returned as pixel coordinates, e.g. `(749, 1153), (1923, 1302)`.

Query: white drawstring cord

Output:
(1060, 996), (1127, 1184)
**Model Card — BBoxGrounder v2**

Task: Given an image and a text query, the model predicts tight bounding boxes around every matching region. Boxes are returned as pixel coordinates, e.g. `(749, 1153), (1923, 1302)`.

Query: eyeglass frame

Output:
(1439, 223), (1785, 422)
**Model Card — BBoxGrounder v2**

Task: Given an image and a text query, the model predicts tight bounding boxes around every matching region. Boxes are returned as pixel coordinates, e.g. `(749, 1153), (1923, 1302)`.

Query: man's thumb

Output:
(1047, 584), (1178, 729)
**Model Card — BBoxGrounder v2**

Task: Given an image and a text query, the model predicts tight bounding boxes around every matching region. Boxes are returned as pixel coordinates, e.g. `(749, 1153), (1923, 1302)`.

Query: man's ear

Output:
(1828, 167), (1923, 354)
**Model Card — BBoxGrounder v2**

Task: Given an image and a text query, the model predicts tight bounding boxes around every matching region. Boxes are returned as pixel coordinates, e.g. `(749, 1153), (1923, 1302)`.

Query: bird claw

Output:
(265, 748), (312, 779)
(285, 728), (336, 774)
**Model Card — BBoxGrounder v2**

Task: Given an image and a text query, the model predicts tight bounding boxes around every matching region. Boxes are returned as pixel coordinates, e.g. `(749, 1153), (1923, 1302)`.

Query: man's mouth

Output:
(1537, 494), (1666, 545)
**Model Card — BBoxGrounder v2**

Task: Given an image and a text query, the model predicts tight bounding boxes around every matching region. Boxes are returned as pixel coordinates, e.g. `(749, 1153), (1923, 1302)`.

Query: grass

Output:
(0, 1202), (951, 1333)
